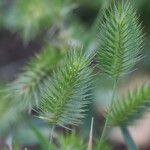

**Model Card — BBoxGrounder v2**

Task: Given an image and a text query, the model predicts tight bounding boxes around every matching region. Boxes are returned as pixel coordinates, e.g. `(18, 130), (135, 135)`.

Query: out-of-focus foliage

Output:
(26, 119), (51, 150)
(95, 140), (112, 150)
(5, 0), (54, 42)
(0, 87), (21, 134)
(3, 0), (75, 43)
(54, 132), (86, 150)
(9, 45), (64, 111)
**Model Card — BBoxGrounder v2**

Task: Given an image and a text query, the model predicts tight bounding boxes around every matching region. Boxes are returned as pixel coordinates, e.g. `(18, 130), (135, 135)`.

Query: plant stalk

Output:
(99, 78), (117, 147)
(87, 117), (94, 150)
(121, 127), (139, 150)
(49, 125), (55, 144)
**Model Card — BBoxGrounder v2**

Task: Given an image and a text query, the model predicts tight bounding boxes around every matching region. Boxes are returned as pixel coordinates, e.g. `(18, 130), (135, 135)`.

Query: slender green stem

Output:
(110, 78), (118, 105)
(99, 78), (118, 146)
(87, 117), (94, 150)
(49, 125), (55, 144)
(121, 127), (138, 150)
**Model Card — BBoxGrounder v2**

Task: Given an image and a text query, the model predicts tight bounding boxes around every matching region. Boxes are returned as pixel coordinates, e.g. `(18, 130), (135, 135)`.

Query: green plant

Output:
(9, 45), (64, 112)
(0, 87), (22, 134)
(98, 1), (143, 79)
(5, 0), (53, 43)
(4, 0), (75, 43)
(98, 0), (144, 149)
(54, 132), (86, 150)
(38, 48), (93, 127)
(0, 0), (148, 150)
(108, 84), (150, 126)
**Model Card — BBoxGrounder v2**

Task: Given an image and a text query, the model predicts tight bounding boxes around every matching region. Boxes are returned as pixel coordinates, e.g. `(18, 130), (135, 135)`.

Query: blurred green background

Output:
(0, 0), (150, 150)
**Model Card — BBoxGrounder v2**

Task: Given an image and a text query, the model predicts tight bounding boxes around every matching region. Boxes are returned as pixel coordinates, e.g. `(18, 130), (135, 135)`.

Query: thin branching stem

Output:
(99, 78), (118, 147)
(121, 127), (139, 150)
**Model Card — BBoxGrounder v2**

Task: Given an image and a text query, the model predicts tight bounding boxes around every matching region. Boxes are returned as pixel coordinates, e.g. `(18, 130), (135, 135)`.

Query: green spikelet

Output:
(108, 83), (150, 126)
(97, 0), (144, 79)
(38, 48), (93, 127)
(10, 45), (63, 111)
